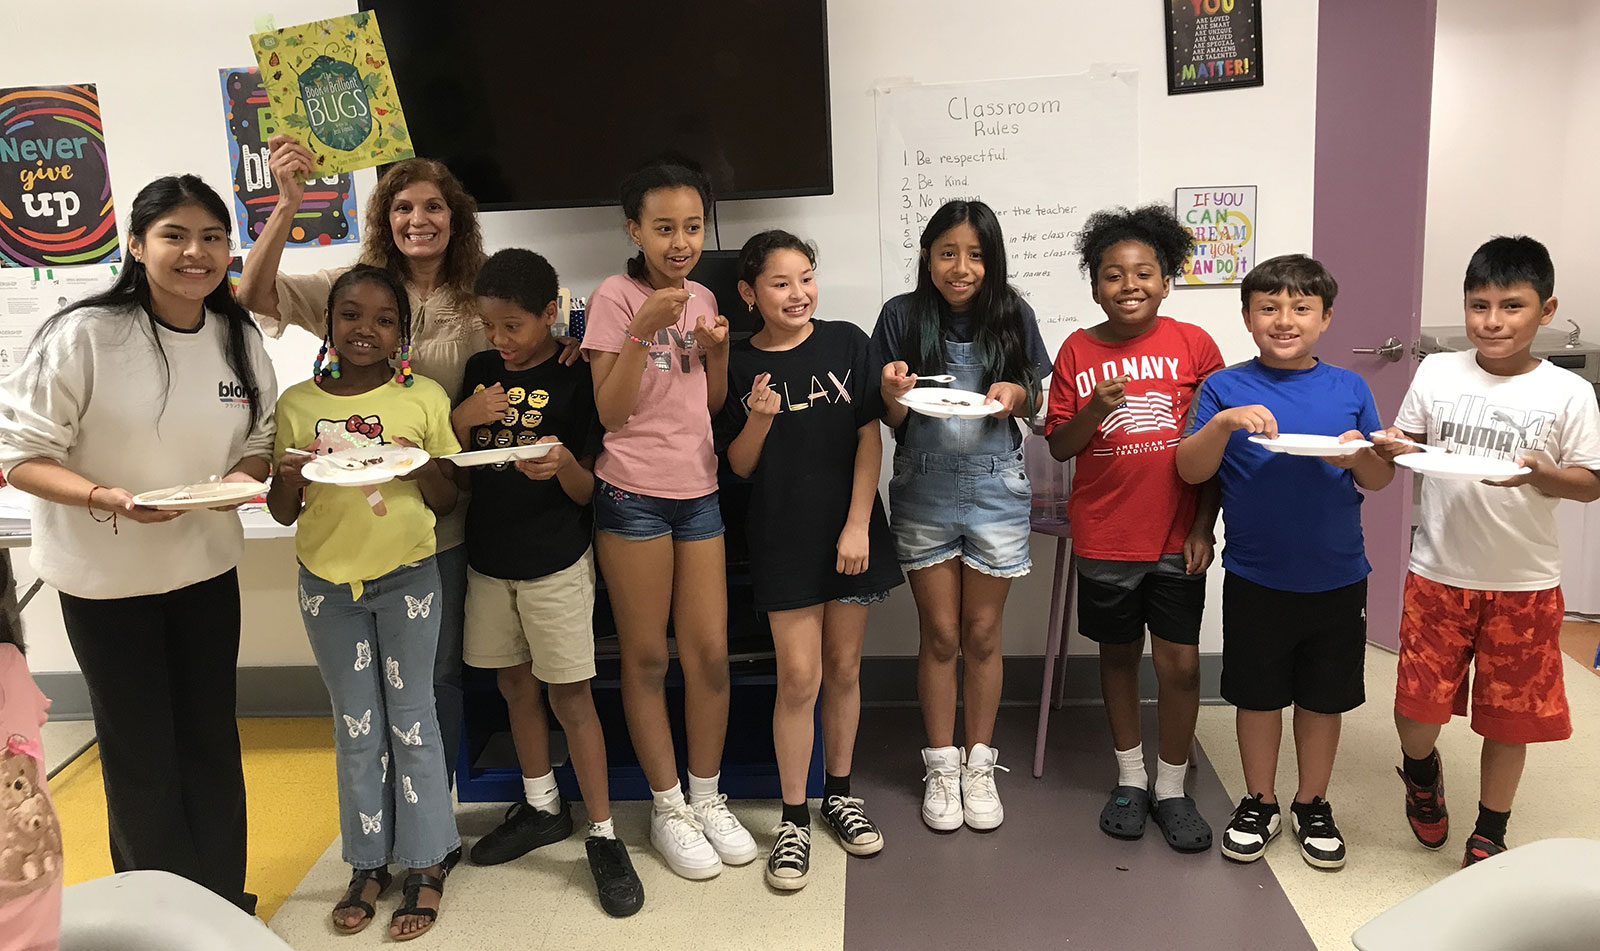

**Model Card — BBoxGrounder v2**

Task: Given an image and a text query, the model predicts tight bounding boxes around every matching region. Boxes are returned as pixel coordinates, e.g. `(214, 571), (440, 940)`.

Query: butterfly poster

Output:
(249, 11), (414, 176)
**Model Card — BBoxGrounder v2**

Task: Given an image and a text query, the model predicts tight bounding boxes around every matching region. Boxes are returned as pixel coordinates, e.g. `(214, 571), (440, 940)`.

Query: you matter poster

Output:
(0, 84), (120, 269)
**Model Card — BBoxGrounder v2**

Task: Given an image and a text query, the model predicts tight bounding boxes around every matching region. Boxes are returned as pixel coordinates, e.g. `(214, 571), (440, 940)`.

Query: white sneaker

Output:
(650, 803), (722, 879)
(961, 744), (1008, 830)
(921, 746), (963, 831)
(690, 793), (759, 865)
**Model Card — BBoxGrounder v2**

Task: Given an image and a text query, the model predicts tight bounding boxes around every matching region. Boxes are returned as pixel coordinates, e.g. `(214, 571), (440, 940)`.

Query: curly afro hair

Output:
(1075, 203), (1195, 280)
(475, 248), (560, 315)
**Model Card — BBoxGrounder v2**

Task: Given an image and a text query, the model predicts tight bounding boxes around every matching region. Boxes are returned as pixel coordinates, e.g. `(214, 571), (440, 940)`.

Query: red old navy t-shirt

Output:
(1044, 316), (1224, 561)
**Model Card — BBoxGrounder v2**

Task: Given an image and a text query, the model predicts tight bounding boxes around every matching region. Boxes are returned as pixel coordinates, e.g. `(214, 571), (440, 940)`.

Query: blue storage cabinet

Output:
(455, 477), (825, 802)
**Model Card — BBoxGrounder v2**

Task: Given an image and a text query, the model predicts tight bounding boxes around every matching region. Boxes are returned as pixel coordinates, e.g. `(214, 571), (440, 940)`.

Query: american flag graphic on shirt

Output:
(1094, 391), (1180, 455)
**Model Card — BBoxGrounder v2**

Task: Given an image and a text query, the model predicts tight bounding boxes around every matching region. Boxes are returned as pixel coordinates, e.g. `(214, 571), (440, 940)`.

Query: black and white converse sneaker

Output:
(764, 821), (812, 891)
(1291, 797), (1346, 870)
(821, 795), (884, 856)
(1221, 793), (1281, 863)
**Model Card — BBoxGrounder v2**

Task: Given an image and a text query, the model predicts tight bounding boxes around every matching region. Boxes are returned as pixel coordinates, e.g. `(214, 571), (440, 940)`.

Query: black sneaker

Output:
(1461, 832), (1506, 869)
(1221, 794), (1281, 863)
(764, 821), (811, 891)
(1290, 797), (1346, 870)
(469, 799), (573, 866)
(821, 795), (884, 856)
(586, 836), (644, 917)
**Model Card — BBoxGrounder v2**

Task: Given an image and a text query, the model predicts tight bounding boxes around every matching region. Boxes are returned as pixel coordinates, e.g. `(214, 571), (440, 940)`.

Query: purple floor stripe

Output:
(842, 706), (1317, 951)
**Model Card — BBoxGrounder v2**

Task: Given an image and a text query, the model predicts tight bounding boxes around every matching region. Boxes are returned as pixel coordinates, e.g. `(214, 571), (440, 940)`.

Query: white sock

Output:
(1154, 757), (1187, 801)
(523, 771), (560, 814)
(687, 771), (720, 803)
(589, 818), (616, 840)
(1115, 744), (1148, 789)
(651, 782), (686, 814)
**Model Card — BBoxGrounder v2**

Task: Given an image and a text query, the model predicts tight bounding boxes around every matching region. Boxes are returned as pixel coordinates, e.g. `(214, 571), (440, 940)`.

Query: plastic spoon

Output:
(1383, 436), (1446, 454)
(914, 375), (958, 384)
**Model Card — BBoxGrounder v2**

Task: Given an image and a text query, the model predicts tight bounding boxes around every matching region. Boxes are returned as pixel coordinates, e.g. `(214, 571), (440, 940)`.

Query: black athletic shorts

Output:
(1221, 572), (1367, 713)
(1076, 569), (1206, 647)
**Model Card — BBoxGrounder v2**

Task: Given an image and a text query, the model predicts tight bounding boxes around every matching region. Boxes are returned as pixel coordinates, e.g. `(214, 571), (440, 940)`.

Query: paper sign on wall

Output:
(219, 67), (358, 247)
(250, 11), (414, 176)
(0, 84), (120, 269)
(0, 263), (118, 370)
(1174, 185), (1256, 285)
(874, 72), (1139, 357)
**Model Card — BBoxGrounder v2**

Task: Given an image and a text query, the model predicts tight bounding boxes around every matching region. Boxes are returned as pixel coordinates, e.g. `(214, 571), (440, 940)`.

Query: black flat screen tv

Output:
(359, 0), (834, 210)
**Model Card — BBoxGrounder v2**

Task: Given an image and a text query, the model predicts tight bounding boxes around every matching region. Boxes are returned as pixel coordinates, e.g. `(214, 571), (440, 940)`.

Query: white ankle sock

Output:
(1115, 744), (1148, 789)
(1154, 757), (1187, 801)
(523, 771), (560, 814)
(590, 818), (616, 840)
(651, 782), (686, 814)
(687, 771), (720, 803)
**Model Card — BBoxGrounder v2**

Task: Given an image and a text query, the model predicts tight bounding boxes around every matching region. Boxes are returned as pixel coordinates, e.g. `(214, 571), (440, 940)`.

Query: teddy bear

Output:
(0, 736), (63, 899)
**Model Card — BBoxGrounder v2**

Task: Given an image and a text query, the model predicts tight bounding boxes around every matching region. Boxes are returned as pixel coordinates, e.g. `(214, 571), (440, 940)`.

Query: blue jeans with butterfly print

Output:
(298, 557), (461, 870)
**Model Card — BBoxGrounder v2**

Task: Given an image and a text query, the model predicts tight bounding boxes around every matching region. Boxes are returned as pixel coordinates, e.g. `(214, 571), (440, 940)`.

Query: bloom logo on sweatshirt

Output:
(218, 381), (251, 407)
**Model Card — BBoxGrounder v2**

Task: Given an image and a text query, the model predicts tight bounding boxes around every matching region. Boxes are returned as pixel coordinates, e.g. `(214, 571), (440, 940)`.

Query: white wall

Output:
(1, 0), (1322, 674)
(1423, 0), (1596, 337)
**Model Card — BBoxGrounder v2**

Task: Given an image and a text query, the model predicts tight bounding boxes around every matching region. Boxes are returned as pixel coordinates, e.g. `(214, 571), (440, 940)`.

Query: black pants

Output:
(59, 569), (254, 914)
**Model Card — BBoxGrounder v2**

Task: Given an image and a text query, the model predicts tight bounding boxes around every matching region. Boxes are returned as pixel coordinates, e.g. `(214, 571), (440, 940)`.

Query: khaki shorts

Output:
(463, 548), (597, 684)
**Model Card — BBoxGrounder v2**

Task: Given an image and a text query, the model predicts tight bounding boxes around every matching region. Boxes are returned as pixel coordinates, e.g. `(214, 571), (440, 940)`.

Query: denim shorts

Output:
(593, 478), (724, 542)
(887, 447), (1032, 578)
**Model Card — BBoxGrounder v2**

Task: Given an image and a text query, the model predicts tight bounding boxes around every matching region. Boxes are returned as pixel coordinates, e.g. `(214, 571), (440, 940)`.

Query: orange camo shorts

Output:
(1395, 572), (1571, 744)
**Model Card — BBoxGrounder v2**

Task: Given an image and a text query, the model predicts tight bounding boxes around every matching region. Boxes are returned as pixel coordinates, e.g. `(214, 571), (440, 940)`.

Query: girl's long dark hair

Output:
(0, 552), (22, 654)
(902, 200), (1037, 394)
(29, 175), (264, 431)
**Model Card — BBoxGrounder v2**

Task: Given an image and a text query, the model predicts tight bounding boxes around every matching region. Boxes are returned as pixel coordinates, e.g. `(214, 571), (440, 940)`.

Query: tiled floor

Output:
(269, 797), (847, 951)
(1193, 642), (1600, 949)
(47, 628), (1600, 950)
(39, 718), (97, 775)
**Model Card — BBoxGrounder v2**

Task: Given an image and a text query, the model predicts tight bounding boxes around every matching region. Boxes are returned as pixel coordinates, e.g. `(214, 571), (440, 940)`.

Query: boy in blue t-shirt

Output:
(451, 249), (642, 917)
(1175, 254), (1395, 870)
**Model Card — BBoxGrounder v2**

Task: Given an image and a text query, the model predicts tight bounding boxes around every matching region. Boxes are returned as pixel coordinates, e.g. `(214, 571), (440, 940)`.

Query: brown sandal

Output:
(389, 847), (460, 942)
(332, 865), (392, 935)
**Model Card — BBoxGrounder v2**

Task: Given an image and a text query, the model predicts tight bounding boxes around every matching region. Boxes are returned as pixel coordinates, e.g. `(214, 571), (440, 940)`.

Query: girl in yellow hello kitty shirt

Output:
(267, 265), (462, 940)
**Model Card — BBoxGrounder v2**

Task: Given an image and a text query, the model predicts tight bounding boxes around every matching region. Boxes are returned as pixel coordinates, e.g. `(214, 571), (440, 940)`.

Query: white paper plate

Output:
(1394, 453), (1531, 481)
(442, 440), (561, 467)
(1248, 433), (1373, 457)
(303, 446), (430, 487)
(132, 480), (268, 511)
(897, 387), (1003, 419)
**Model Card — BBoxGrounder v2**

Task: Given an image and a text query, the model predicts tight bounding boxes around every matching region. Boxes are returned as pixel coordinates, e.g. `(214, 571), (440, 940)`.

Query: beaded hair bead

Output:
(312, 341), (341, 382)
(395, 343), (414, 387)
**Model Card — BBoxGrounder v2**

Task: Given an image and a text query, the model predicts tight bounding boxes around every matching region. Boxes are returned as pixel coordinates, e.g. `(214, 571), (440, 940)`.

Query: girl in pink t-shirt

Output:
(0, 574), (63, 951)
(579, 160), (754, 881)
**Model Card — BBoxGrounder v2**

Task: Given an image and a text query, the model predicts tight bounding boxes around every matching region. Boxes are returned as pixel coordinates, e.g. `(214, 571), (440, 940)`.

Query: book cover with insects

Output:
(249, 10), (414, 176)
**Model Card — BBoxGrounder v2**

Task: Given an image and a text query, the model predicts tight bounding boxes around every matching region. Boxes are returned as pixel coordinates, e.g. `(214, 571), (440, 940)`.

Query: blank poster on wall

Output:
(874, 72), (1138, 356)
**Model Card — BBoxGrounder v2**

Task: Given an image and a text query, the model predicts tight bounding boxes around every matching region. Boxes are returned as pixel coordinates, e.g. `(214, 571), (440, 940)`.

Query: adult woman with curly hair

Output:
(239, 135), (573, 782)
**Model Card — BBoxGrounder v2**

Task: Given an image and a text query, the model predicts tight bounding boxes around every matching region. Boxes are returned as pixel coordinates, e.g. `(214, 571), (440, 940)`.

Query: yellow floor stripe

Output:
(50, 717), (340, 921)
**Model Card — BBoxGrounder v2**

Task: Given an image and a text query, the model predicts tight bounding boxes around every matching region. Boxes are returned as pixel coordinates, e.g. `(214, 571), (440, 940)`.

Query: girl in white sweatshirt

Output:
(0, 174), (275, 913)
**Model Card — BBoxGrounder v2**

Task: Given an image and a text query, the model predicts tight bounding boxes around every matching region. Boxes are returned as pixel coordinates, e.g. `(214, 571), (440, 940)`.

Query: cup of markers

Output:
(569, 297), (586, 342)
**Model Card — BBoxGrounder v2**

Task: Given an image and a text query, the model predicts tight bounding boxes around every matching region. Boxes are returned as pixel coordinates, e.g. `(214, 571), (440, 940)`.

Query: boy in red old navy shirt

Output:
(1045, 204), (1223, 853)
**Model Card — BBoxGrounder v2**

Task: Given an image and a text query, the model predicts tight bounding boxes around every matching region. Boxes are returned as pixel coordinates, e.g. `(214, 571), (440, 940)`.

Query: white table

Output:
(1, 503), (296, 776)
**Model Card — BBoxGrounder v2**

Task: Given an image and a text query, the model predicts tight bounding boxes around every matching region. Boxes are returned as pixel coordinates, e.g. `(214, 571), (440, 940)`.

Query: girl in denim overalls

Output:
(871, 200), (1052, 833)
